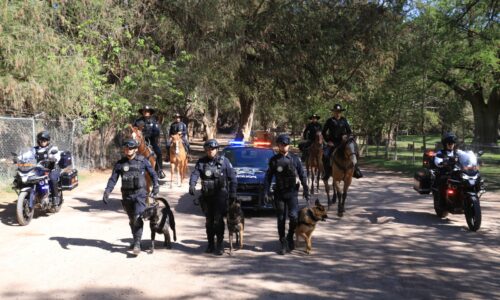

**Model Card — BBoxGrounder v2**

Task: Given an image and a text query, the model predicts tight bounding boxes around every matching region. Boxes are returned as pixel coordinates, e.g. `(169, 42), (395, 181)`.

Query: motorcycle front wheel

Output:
(16, 191), (34, 226)
(464, 195), (481, 231)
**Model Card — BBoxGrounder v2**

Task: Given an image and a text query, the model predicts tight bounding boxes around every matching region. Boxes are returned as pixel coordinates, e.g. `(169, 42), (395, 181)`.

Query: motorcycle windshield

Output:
(458, 150), (478, 171)
(16, 148), (37, 172)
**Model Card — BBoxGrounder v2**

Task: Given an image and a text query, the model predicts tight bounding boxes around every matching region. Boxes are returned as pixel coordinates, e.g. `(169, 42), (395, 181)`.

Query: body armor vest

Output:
(272, 156), (297, 191)
(200, 157), (225, 196)
(120, 157), (146, 191)
(34, 146), (49, 162)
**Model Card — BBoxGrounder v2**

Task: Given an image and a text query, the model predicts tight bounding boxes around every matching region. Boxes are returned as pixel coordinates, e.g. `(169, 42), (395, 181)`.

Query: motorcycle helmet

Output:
(36, 131), (51, 145)
(441, 132), (457, 146)
(204, 139), (220, 149)
(276, 134), (291, 145)
(122, 139), (139, 149)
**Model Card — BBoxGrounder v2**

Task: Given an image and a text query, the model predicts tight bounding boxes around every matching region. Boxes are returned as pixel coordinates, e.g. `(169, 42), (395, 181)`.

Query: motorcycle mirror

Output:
(11, 152), (17, 157)
(50, 149), (58, 154)
(477, 150), (484, 157)
(12, 157), (17, 164)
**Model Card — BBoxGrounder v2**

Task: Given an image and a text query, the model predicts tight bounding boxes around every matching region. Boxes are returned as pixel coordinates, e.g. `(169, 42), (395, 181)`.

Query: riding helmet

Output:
(276, 134), (291, 145)
(204, 139), (220, 149)
(122, 139), (139, 149)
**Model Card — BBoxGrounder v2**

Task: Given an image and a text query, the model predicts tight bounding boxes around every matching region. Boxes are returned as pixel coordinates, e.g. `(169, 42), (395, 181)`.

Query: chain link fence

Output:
(0, 116), (121, 185)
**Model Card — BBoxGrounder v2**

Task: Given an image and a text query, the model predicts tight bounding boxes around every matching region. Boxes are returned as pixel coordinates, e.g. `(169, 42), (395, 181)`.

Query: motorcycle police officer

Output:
(134, 105), (164, 178)
(166, 113), (190, 160)
(189, 139), (237, 256)
(299, 113), (323, 161)
(264, 134), (309, 255)
(102, 139), (160, 256)
(322, 104), (362, 179)
(33, 131), (62, 207)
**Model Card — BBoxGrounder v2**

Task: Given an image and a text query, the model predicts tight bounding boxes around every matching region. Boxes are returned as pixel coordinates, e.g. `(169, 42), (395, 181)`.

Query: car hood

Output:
(235, 167), (266, 183)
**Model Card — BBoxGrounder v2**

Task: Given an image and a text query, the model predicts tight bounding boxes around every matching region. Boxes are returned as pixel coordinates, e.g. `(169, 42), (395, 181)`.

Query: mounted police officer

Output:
(299, 113), (323, 161)
(33, 131), (62, 207)
(189, 139), (237, 256)
(166, 113), (190, 160)
(322, 104), (362, 179)
(102, 139), (160, 256)
(134, 105), (164, 178)
(264, 134), (309, 255)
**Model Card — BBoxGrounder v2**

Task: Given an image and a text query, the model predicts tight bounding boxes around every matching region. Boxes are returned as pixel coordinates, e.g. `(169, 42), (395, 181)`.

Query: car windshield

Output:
(223, 147), (274, 169)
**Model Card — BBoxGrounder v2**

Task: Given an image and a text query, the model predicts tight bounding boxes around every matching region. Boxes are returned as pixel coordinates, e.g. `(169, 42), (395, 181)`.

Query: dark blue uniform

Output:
(104, 155), (159, 245)
(322, 116), (352, 179)
(166, 121), (190, 153)
(34, 145), (61, 204)
(134, 116), (163, 172)
(264, 152), (309, 249)
(189, 155), (237, 251)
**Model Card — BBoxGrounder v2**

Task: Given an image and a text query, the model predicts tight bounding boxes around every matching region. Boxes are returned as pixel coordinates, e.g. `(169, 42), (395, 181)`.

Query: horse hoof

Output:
(337, 212), (343, 217)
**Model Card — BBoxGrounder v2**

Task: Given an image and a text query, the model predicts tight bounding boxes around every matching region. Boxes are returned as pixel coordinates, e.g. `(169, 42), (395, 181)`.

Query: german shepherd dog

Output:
(227, 200), (244, 254)
(141, 197), (177, 253)
(295, 199), (328, 254)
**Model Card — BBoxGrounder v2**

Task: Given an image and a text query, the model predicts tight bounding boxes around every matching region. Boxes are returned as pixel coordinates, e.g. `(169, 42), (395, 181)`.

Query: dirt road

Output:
(0, 166), (498, 299)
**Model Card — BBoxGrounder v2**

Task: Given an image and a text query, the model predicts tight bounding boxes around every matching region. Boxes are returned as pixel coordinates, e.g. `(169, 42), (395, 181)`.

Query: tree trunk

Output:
(469, 87), (499, 145)
(238, 93), (255, 141)
(202, 98), (218, 139)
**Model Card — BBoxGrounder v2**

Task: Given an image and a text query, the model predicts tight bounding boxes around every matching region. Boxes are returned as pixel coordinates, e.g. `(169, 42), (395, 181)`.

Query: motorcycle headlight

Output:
(17, 163), (35, 172)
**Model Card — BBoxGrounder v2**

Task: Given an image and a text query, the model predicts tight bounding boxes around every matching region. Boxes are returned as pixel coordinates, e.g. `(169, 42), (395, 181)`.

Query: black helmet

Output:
(204, 139), (220, 149)
(331, 104), (346, 112)
(138, 105), (156, 114)
(36, 131), (51, 143)
(441, 132), (457, 146)
(122, 139), (139, 149)
(309, 114), (321, 120)
(276, 134), (291, 145)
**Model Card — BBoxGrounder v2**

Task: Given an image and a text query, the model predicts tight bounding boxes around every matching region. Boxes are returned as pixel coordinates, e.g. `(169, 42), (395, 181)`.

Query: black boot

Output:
(287, 235), (295, 252)
(132, 239), (141, 256)
(353, 165), (363, 179)
(205, 238), (215, 253)
(51, 196), (60, 207)
(278, 238), (288, 255)
(215, 239), (224, 256)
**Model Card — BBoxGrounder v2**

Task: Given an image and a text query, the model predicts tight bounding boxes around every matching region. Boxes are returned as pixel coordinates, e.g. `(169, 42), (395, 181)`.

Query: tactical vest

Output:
(34, 146), (49, 162)
(142, 119), (156, 139)
(120, 157), (146, 191)
(271, 155), (297, 191)
(327, 118), (349, 143)
(200, 157), (225, 196)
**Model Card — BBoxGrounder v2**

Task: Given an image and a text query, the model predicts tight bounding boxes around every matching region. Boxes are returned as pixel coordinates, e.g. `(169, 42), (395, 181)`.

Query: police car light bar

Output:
(253, 140), (271, 147)
(229, 140), (245, 147)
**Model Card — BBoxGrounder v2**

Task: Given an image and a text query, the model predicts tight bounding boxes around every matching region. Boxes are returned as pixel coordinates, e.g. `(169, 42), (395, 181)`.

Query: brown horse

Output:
(124, 124), (157, 204)
(324, 136), (357, 216)
(305, 131), (324, 195)
(169, 132), (188, 187)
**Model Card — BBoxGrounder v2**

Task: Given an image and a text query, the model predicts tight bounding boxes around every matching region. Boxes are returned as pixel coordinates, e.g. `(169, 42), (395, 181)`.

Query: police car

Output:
(222, 140), (275, 211)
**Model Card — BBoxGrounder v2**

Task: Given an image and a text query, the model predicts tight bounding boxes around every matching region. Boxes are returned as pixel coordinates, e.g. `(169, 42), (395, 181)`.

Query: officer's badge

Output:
(277, 166), (283, 172)
(205, 170), (212, 177)
(123, 165), (130, 172)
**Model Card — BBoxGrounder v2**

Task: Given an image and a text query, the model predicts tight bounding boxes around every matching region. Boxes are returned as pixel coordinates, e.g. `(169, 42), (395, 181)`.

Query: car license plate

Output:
(239, 196), (252, 202)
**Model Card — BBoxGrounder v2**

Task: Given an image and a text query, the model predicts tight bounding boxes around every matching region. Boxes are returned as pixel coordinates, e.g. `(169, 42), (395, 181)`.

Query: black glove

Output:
(152, 186), (160, 197)
(102, 192), (109, 205)
(189, 186), (195, 195)
(264, 193), (272, 204)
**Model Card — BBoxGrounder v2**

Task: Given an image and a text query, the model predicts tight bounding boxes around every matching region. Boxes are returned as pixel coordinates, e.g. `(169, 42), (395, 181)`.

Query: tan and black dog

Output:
(295, 199), (328, 254)
(227, 200), (244, 254)
(141, 197), (177, 253)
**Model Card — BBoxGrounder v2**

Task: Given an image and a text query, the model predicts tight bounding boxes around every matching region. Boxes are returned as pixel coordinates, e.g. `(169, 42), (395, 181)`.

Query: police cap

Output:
(204, 139), (220, 149)
(276, 134), (291, 145)
(122, 139), (139, 149)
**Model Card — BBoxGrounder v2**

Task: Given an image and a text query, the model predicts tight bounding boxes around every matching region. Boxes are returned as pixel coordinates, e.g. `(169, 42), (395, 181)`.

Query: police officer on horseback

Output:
(299, 114), (322, 161)
(33, 131), (62, 207)
(264, 134), (309, 255)
(322, 104), (362, 179)
(166, 113), (190, 160)
(189, 139), (237, 256)
(134, 105), (164, 179)
(102, 139), (160, 256)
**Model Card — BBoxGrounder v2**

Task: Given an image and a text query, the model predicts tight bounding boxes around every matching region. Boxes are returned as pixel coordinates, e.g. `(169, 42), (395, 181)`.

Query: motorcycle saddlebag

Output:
(58, 151), (73, 169)
(61, 169), (78, 191)
(413, 168), (432, 194)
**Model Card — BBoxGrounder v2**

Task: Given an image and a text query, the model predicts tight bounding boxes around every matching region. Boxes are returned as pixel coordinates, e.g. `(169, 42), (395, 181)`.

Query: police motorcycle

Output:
(414, 149), (485, 231)
(12, 147), (78, 226)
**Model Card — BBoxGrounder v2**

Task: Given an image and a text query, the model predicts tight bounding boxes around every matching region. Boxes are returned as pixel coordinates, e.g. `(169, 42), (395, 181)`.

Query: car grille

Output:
(237, 183), (262, 193)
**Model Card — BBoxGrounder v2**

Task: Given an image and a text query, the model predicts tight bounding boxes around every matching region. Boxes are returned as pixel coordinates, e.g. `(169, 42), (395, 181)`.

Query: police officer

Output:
(33, 131), (62, 207)
(189, 139), (237, 256)
(322, 104), (362, 179)
(102, 139), (160, 256)
(166, 113), (190, 160)
(134, 105), (164, 178)
(300, 113), (323, 161)
(264, 134), (309, 255)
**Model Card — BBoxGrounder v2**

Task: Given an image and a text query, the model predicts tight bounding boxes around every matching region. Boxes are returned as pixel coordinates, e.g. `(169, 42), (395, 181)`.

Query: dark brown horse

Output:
(124, 124), (157, 204)
(324, 136), (357, 216)
(305, 131), (324, 194)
